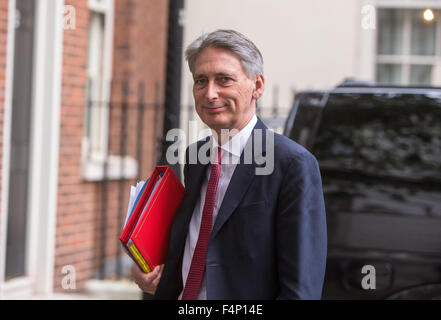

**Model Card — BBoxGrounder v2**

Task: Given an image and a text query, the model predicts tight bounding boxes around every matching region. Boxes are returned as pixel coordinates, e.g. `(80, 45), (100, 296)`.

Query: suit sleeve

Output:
(275, 152), (327, 299)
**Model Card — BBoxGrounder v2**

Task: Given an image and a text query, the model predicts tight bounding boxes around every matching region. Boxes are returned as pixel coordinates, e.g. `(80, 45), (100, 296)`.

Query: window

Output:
(84, 0), (112, 160)
(376, 8), (441, 85)
(86, 10), (106, 156)
(82, 0), (137, 181)
(313, 93), (441, 180)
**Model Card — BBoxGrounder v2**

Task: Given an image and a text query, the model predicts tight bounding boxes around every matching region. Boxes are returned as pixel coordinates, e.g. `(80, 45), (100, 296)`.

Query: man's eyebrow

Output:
(193, 72), (235, 79)
(193, 73), (205, 79)
(215, 72), (235, 78)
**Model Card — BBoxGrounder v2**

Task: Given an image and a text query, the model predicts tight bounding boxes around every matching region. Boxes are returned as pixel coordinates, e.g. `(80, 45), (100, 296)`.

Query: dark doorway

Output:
(5, 0), (35, 280)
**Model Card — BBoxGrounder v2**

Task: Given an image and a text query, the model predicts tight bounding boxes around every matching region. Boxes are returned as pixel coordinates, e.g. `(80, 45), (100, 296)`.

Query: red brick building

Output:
(0, 0), (169, 297)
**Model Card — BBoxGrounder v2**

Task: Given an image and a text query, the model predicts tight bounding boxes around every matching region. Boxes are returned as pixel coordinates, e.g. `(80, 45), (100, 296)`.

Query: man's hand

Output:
(132, 264), (164, 295)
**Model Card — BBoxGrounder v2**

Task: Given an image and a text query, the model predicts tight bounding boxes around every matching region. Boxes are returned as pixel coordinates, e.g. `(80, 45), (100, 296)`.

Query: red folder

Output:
(120, 165), (185, 273)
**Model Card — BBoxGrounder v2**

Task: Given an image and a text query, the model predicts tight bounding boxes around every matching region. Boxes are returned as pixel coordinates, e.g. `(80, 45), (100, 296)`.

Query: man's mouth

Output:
(203, 105), (226, 113)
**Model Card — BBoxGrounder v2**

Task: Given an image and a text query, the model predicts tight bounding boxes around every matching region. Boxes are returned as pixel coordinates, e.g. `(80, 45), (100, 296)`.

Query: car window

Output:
(313, 93), (441, 182)
(288, 92), (325, 149)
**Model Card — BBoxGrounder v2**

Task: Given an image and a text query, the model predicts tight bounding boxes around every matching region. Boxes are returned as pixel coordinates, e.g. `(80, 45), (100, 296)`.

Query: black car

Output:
(284, 80), (441, 299)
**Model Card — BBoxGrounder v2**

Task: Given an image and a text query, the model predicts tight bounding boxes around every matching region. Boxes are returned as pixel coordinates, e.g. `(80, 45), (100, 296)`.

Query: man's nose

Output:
(205, 81), (219, 100)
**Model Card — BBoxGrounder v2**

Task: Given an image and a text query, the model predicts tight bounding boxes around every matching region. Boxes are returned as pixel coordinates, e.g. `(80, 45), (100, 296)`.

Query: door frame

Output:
(0, 0), (64, 298)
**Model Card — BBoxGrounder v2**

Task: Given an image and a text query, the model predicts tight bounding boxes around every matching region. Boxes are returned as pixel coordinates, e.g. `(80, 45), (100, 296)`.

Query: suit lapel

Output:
(211, 118), (268, 240)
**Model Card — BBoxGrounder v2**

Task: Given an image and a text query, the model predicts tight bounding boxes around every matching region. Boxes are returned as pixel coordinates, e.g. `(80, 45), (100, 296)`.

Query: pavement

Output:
(3, 279), (143, 300)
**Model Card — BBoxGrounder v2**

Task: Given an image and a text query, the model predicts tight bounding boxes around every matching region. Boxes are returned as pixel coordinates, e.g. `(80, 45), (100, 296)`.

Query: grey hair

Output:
(185, 29), (264, 79)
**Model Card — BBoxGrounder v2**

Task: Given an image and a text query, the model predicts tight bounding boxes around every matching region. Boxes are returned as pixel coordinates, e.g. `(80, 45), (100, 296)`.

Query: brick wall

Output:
(54, 0), (94, 291)
(0, 0), (8, 252)
(54, 0), (169, 292)
(111, 0), (168, 178)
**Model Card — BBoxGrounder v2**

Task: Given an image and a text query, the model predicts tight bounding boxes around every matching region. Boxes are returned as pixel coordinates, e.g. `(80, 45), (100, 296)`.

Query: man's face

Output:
(192, 47), (264, 135)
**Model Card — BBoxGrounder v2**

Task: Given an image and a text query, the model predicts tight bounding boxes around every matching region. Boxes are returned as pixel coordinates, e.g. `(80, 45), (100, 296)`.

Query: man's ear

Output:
(252, 74), (265, 100)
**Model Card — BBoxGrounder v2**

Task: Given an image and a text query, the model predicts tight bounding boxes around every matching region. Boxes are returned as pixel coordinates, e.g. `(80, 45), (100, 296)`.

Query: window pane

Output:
(376, 64), (402, 85)
(312, 93), (441, 218)
(86, 12), (105, 153)
(411, 10), (437, 56)
(410, 65), (432, 85)
(87, 12), (105, 96)
(314, 93), (441, 179)
(378, 9), (404, 55)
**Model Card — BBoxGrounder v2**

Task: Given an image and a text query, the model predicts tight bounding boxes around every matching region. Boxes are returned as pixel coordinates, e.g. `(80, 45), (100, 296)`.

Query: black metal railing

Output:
(85, 79), (164, 279)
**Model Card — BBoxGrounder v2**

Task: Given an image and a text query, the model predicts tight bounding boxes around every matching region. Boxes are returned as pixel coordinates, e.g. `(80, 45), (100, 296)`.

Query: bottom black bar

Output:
(0, 299), (422, 318)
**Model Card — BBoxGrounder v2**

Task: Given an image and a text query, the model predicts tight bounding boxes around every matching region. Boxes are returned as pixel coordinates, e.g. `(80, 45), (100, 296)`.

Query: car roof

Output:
(298, 84), (441, 96)
(336, 78), (441, 90)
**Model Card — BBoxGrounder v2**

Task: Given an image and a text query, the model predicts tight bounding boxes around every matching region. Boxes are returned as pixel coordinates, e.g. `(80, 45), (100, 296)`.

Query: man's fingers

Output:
(153, 265), (162, 274)
(135, 265), (162, 282)
(131, 264), (165, 294)
(152, 274), (161, 287)
(145, 265), (163, 287)
(144, 265), (161, 279)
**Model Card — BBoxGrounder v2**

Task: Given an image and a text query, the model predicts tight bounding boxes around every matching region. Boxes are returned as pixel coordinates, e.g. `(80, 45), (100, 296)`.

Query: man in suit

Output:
(132, 29), (327, 299)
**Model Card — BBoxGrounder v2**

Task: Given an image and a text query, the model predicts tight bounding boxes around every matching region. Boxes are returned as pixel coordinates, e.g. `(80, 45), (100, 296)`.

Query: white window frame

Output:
(82, 0), (138, 181)
(0, 0), (19, 298)
(375, 0), (441, 85)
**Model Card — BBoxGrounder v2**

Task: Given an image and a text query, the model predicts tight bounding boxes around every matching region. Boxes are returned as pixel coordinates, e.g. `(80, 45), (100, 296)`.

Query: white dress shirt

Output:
(179, 114), (258, 300)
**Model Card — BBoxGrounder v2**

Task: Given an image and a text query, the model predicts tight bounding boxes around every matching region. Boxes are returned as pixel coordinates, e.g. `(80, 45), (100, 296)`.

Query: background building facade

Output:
(0, 0), (169, 298)
(0, 0), (440, 299)
(180, 0), (441, 143)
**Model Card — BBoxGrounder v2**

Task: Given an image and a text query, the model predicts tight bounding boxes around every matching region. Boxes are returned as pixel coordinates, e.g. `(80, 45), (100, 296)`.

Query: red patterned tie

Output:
(182, 146), (222, 300)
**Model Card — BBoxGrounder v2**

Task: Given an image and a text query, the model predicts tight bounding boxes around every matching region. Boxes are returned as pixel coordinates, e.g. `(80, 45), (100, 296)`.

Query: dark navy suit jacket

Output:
(154, 118), (327, 299)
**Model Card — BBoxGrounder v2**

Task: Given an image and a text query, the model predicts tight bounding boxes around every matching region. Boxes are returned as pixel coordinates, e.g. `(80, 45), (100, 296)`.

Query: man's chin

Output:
(207, 122), (236, 136)
(201, 115), (228, 128)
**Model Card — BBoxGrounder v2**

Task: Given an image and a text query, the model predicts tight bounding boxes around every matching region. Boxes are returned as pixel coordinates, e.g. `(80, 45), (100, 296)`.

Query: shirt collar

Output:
(212, 114), (258, 160)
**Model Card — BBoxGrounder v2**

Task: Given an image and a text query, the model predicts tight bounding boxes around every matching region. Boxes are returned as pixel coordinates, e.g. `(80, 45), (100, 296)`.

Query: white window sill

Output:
(1, 277), (34, 299)
(82, 154), (138, 182)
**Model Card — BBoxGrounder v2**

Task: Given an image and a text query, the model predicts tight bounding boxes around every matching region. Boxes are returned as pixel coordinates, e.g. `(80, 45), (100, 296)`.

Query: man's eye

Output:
(195, 79), (207, 86)
(219, 77), (232, 84)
